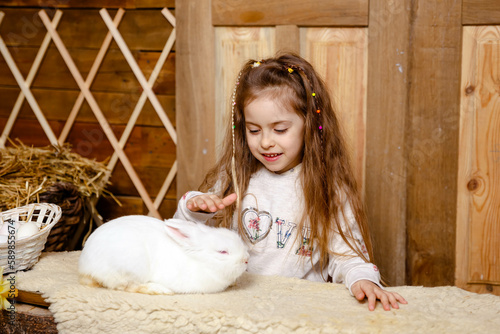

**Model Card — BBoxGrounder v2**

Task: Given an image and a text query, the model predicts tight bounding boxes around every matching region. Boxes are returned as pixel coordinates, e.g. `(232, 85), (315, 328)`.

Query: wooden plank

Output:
(214, 27), (275, 151)
(0, 87), (175, 127)
(97, 195), (177, 221)
(107, 165), (177, 197)
(457, 26), (500, 294)
(405, 0), (461, 286)
(365, 0), (410, 286)
(302, 27), (367, 192)
(176, 0), (215, 198)
(0, 9), (175, 50)
(212, 0), (368, 27)
(0, 1), (175, 8)
(97, 195), (146, 219)
(64, 123), (176, 168)
(276, 25), (299, 55)
(0, 48), (175, 95)
(15, 290), (50, 308)
(463, 0), (500, 25)
(2, 119), (175, 168)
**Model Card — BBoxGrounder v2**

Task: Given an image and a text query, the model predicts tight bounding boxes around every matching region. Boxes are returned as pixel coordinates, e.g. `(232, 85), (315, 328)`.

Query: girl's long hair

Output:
(199, 53), (374, 276)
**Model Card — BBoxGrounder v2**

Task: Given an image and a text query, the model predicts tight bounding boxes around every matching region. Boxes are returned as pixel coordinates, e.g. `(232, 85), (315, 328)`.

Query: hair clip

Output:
(252, 61), (261, 68)
(287, 67), (294, 73)
(316, 109), (321, 114)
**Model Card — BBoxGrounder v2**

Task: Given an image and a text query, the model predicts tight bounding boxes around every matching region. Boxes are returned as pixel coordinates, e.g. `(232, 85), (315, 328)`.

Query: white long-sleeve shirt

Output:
(174, 164), (381, 294)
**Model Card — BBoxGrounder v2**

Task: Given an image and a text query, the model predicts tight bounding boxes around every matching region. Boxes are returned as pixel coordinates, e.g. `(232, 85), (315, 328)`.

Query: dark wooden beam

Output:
(212, 0), (368, 26)
(404, 0), (461, 286)
(366, 0), (411, 286)
(463, 0), (500, 25)
(0, 0), (175, 8)
(176, 0), (216, 198)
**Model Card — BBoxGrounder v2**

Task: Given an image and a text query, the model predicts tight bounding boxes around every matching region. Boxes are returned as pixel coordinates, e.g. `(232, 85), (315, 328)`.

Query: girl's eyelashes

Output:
(246, 128), (288, 134)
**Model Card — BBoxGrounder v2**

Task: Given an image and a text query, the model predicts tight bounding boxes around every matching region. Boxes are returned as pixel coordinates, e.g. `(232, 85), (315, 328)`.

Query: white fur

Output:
(78, 216), (249, 294)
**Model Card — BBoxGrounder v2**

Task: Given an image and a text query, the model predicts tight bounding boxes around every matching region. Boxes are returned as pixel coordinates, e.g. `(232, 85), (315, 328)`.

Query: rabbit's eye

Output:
(218, 250), (228, 254)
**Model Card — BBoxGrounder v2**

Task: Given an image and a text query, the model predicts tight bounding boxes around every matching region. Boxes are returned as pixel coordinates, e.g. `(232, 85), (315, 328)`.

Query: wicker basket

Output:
(0, 203), (62, 274)
(39, 182), (87, 251)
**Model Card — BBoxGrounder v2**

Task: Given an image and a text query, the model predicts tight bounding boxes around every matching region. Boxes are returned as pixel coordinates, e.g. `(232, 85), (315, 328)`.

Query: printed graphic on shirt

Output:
(242, 207), (272, 244)
(295, 227), (313, 257)
(275, 218), (296, 249)
(241, 206), (313, 258)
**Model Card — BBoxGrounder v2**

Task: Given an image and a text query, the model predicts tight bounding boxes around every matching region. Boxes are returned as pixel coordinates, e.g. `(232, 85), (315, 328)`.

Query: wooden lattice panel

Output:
(0, 8), (176, 220)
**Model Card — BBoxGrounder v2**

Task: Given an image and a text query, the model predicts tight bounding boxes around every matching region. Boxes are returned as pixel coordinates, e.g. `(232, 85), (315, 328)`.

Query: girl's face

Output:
(244, 96), (305, 174)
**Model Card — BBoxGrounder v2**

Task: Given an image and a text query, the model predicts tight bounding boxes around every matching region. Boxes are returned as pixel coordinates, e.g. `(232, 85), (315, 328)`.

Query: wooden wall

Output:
(178, 0), (500, 295)
(0, 0), (177, 221)
(1, 0), (498, 293)
(457, 25), (500, 295)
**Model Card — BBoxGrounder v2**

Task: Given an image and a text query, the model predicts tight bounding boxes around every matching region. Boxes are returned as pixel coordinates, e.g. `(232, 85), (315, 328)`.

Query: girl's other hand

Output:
(186, 193), (237, 213)
(351, 280), (408, 311)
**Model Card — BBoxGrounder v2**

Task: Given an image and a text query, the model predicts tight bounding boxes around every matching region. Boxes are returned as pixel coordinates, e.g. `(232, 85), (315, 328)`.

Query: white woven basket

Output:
(0, 203), (62, 274)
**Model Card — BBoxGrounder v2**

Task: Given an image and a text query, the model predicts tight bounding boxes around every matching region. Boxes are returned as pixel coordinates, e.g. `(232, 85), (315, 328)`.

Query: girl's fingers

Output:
(351, 283), (366, 301)
(377, 291), (390, 311)
(186, 199), (198, 211)
(187, 194), (236, 213)
(367, 292), (377, 311)
(388, 293), (400, 309)
(187, 196), (210, 212)
(352, 281), (407, 311)
(222, 193), (237, 206)
(378, 291), (407, 310)
(203, 195), (220, 211)
(393, 292), (408, 304)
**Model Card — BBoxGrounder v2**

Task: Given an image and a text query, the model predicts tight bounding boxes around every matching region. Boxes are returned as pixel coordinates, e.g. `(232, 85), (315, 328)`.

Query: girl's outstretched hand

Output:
(186, 193), (237, 213)
(351, 280), (407, 311)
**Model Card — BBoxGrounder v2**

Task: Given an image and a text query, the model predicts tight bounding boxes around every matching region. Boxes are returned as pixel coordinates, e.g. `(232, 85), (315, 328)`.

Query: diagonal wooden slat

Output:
(153, 160), (177, 210)
(100, 8), (178, 215)
(149, 8), (177, 214)
(0, 11), (62, 148)
(58, 8), (125, 144)
(0, 12), (58, 146)
(161, 7), (176, 27)
(100, 8), (177, 145)
(38, 9), (161, 219)
(107, 9), (176, 173)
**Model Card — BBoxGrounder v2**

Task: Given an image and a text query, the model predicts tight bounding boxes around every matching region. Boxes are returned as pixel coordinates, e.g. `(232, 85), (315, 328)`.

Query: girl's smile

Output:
(244, 96), (305, 173)
(262, 153), (282, 161)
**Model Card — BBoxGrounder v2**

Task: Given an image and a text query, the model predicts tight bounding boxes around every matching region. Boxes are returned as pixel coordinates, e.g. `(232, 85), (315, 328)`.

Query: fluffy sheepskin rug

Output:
(13, 252), (500, 333)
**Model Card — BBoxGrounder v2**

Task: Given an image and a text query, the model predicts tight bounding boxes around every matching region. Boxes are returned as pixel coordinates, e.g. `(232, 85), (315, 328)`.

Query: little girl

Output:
(175, 53), (406, 311)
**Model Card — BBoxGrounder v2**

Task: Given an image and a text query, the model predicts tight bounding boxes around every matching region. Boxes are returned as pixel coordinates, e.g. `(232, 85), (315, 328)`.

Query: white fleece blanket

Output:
(13, 252), (500, 333)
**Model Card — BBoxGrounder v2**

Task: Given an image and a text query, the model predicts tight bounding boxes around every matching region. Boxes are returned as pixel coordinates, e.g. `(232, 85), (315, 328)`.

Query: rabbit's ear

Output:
(163, 220), (197, 248)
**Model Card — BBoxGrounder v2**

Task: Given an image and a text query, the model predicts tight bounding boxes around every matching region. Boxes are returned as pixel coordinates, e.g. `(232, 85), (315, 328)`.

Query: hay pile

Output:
(0, 141), (113, 250)
(0, 141), (111, 211)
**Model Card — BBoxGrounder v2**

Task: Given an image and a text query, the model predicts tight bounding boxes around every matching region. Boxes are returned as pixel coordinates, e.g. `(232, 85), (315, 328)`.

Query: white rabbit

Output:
(78, 216), (249, 294)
